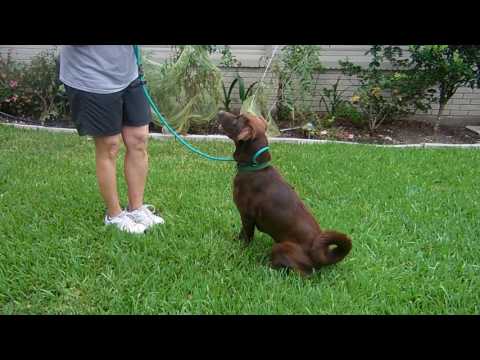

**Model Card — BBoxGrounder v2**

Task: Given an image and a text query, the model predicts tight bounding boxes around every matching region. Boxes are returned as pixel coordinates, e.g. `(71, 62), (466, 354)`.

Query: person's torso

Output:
(59, 45), (138, 94)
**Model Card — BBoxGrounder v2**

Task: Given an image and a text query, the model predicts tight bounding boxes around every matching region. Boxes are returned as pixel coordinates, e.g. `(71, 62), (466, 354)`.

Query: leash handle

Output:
(132, 45), (234, 162)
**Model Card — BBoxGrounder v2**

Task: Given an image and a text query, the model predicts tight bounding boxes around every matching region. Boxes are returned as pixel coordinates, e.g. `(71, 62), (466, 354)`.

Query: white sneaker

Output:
(104, 211), (147, 234)
(127, 204), (165, 229)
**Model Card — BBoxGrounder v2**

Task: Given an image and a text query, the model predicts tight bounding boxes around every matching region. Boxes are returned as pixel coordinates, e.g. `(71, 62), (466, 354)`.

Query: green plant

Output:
(319, 77), (349, 126)
(340, 46), (435, 131)
(218, 46), (241, 68)
(335, 103), (365, 126)
(221, 77), (239, 112)
(0, 49), (69, 124)
(221, 73), (259, 112)
(237, 75), (258, 104)
(144, 46), (224, 133)
(172, 45), (241, 68)
(407, 45), (480, 130)
(272, 45), (323, 125)
(0, 51), (23, 109)
(449, 45), (480, 87)
(172, 45), (219, 59)
(320, 78), (348, 115)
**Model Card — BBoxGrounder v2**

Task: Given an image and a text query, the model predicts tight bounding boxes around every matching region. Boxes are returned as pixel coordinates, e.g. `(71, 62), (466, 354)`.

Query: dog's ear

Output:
(237, 125), (253, 141)
(237, 113), (267, 141)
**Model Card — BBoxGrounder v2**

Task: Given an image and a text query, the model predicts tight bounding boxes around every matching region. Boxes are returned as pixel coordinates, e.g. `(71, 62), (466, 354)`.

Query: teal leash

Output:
(132, 45), (234, 162)
(133, 45), (272, 169)
(252, 146), (269, 164)
(236, 146), (271, 173)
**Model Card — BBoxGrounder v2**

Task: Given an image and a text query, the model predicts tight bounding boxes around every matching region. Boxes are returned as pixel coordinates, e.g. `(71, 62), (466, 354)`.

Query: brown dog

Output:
(218, 111), (352, 276)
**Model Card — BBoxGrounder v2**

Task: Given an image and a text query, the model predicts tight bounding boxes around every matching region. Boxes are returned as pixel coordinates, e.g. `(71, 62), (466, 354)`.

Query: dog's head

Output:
(217, 111), (268, 143)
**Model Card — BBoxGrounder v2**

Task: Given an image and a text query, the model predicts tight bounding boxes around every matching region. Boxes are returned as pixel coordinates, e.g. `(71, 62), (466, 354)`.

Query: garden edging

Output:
(2, 121), (480, 149)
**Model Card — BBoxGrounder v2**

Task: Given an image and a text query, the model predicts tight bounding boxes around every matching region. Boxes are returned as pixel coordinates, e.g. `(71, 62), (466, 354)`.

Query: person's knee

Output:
(96, 136), (121, 160)
(107, 142), (121, 159)
(124, 129), (149, 153)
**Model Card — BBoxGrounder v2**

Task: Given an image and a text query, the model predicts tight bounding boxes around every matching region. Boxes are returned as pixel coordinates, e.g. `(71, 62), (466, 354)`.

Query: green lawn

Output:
(0, 124), (479, 314)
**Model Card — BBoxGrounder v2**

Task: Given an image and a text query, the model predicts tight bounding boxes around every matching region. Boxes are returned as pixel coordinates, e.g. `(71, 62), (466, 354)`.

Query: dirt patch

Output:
(162, 118), (480, 145)
(274, 118), (480, 145)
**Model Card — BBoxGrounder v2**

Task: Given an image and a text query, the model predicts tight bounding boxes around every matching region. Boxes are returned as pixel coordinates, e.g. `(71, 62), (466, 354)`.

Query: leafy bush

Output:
(144, 46), (224, 133)
(272, 45), (323, 125)
(407, 45), (480, 129)
(318, 77), (366, 127)
(172, 45), (241, 67)
(218, 46), (242, 68)
(335, 102), (365, 126)
(320, 78), (348, 117)
(340, 46), (435, 131)
(0, 51), (24, 112)
(0, 49), (69, 124)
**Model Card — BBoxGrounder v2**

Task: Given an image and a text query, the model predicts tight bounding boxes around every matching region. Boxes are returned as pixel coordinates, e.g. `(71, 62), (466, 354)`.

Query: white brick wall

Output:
(0, 45), (59, 60)
(2, 45), (480, 124)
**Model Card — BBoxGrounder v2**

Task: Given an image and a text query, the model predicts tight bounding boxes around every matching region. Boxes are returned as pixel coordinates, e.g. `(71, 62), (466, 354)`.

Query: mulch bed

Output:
(276, 119), (480, 145)
(184, 118), (480, 145)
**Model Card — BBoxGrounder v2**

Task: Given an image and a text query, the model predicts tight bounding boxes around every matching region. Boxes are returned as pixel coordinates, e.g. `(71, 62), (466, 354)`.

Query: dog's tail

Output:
(315, 230), (352, 266)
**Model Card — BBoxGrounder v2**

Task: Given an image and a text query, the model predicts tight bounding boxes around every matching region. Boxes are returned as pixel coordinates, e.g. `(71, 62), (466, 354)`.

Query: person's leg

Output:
(121, 125), (149, 211)
(94, 134), (123, 217)
(95, 132), (146, 233)
(122, 124), (164, 227)
(64, 84), (146, 233)
(121, 78), (164, 227)
(64, 85), (125, 216)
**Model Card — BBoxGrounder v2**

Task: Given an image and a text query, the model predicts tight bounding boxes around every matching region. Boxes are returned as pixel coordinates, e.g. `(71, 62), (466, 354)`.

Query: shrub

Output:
(218, 46), (242, 68)
(272, 45), (323, 125)
(340, 46), (435, 131)
(144, 46), (224, 133)
(0, 49), (69, 124)
(317, 77), (366, 127)
(0, 51), (24, 113)
(407, 45), (480, 129)
(172, 45), (241, 67)
(319, 78), (348, 117)
(335, 102), (365, 126)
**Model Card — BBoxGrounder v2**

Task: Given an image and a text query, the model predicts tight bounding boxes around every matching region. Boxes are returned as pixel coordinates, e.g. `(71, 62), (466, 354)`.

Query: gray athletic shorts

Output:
(64, 77), (152, 137)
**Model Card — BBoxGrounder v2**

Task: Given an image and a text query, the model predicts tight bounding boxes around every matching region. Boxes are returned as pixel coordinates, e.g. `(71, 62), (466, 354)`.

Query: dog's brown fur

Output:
(218, 111), (352, 276)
